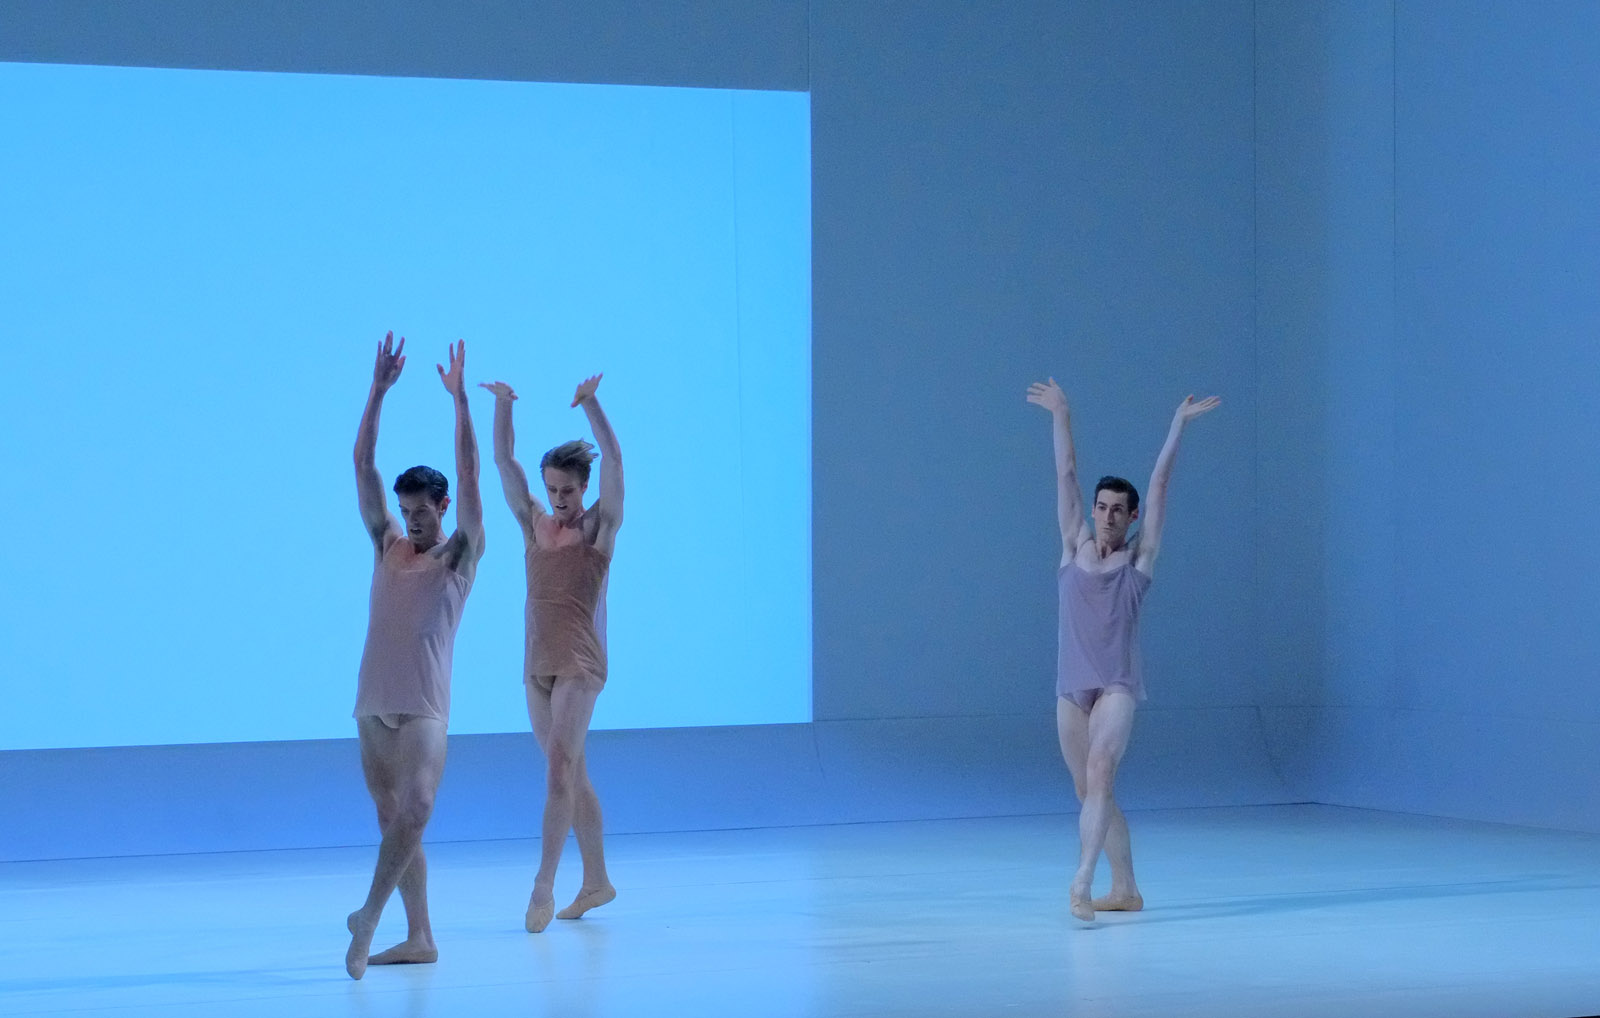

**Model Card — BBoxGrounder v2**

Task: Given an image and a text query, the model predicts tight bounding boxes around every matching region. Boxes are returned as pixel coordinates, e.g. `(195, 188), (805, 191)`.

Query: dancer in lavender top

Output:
(482, 373), (623, 933)
(345, 334), (485, 978)
(1027, 378), (1219, 923)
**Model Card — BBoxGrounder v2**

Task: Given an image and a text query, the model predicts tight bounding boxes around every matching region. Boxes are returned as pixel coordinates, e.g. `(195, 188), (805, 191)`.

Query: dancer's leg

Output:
(524, 677), (601, 931)
(359, 728), (440, 966)
(557, 744), (615, 919)
(1056, 697), (1143, 913)
(346, 716), (447, 977)
(1057, 692), (1137, 921)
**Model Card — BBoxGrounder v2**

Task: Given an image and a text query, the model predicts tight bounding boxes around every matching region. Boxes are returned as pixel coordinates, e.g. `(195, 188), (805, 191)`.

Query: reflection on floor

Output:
(3, 805), (1599, 1017)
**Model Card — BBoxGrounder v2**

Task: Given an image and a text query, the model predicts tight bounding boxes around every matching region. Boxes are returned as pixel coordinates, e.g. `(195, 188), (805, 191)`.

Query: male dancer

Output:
(481, 373), (622, 932)
(346, 333), (485, 977)
(1026, 378), (1218, 923)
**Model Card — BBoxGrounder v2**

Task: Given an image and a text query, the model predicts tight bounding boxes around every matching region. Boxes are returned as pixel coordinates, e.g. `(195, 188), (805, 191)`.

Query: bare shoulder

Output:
(439, 528), (485, 577)
(371, 521), (402, 561)
(586, 504), (620, 538)
(530, 513), (557, 549)
(1132, 539), (1157, 579)
(585, 506), (620, 557)
(1063, 543), (1091, 574)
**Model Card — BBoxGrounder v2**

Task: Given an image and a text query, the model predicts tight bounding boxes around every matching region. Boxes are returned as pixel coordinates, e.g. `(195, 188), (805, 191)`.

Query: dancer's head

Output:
(394, 465), (451, 549)
(1092, 476), (1140, 550)
(541, 440), (597, 525)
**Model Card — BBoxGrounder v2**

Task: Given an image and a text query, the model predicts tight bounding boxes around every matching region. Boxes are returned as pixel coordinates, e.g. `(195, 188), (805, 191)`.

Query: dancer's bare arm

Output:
(437, 341), (486, 576)
(1027, 378), (1091, 566)
(1135, 395), (1220, 577)
(481, 380), (548, 542)
(355, 332), (405, 554)
(573, 374), (623, 556)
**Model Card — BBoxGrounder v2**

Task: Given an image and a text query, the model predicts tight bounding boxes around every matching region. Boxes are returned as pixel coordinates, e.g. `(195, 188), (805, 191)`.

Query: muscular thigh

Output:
(1086, 690), (1137, 766)
(525, 679), (555, 750)
(357, 716), (399, 799)
(392, 716), (448, 796)
(547, 676), (601, 756)
(359, 715), (447, 801)
(1057, 697), (1092, 786)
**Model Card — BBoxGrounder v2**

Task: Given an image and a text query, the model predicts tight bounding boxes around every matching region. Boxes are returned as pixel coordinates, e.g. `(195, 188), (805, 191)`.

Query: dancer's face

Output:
(1092, 491), (1137, 550)
(397, 491), (449, 549)
(543, 467), (587, 525)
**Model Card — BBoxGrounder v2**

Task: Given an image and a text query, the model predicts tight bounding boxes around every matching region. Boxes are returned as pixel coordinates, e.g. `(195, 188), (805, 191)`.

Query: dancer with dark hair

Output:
(1026, 378), (1219, 923)
(481, 373), (623, 932)
(345, 333), (485, 977)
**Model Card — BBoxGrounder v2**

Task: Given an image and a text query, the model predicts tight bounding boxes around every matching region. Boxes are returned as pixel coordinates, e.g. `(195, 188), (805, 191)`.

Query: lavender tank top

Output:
(354, 540), (472, 722)
(1056, 561), (1152, 699)
(525, 541), (611, 682)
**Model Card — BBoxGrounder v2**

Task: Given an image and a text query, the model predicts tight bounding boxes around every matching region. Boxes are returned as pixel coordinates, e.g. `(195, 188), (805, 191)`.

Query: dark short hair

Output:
(1094, 476), (1140, 513)
(541, 440), (598, 486)
(394, 465), (449, 505)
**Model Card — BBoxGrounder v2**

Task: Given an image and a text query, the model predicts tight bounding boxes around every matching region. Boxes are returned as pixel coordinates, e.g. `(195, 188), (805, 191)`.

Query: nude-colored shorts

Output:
(1060, 683), (1137, 714)
(526, 672), (605, 694)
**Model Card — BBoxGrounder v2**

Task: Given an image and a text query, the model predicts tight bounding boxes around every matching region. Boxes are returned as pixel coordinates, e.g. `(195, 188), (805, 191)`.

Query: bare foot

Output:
(525, 891), (555, 933)
(1068, 882), (1095, 923)
(345, 911), (376, 980)
(557, 883), (617, 920)
(1090, 892), (1144, 912)
(369, 936), (439, 965)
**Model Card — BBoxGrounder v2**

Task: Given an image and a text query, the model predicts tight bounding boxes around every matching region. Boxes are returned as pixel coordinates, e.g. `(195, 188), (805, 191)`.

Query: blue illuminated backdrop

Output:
(0, 62), (812, 748)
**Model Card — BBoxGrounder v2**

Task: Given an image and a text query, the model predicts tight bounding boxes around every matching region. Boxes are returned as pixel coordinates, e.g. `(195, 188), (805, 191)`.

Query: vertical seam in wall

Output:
(1390, 0), (1400, 709)
(1249, 2), (1288, 799)
(1250, 0), (1261, 713)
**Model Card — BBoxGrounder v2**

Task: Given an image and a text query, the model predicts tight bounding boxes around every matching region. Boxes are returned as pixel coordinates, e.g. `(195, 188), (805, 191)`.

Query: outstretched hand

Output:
(571, 373), (603, 408)
(373, 331), (406, 391)
(1026, 378), (1069, 415)
(1174, 394), (1221, 424)
(437, 340), (467, 397)
(479, 380), (517, 401)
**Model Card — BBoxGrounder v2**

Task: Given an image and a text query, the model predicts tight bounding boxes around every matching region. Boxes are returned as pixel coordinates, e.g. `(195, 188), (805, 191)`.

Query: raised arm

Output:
(1027, 378), (1090, 564)
(354, 332), (405, 549)
(437, 340), (485, 566)
(480, 380), (546, 532)
(573, 374), (623, 527)
(1135, 394), (1221, 576)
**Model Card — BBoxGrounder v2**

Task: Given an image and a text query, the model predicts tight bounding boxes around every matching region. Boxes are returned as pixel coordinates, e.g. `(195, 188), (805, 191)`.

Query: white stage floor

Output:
(3, 805), (1599, 1017)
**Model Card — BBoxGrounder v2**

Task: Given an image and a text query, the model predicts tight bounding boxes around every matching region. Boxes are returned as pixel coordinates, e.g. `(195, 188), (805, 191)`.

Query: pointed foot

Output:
(557, 884), (617, 921)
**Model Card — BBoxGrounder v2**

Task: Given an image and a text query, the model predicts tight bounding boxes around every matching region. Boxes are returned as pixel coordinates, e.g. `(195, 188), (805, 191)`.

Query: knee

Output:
(375, 797), (398, 831)
(392, 791), (435, 833)
(1071, 777), (1088, 802)
(1085, 753), (1119, 794)
(545, 744), (578, 792)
